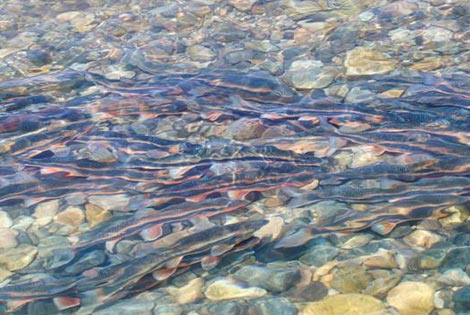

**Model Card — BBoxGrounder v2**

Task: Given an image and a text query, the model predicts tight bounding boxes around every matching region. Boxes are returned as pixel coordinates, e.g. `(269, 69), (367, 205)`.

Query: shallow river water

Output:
(1, 1), (470, 314)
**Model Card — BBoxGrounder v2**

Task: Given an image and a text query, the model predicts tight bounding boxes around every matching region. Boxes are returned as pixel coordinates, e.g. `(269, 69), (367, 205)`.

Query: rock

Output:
(386, 282), (435, 315)
(225, 50), (255, 65)
(439, 205), (469, 228)
(438, 268), (470, 286)
(442, 247), (470, 269)
(85, 203), (111, 227)
(54, 206), (84, 229)
(403, 230), (443, 249)
(33, 199), (59, 226)
(454, 286), (470, 313)
(419, 249), (447, 269)
(0, 267), (12, 282)
(334, 233), (374, 249)
(299, 245), (339, 267)
(245, 41), (279, 53)
(286, 60), (337, 90)
(299, 293), (389, 315)
(153, 304), (183, 315)
(0, 210), (13, 228)
(205, 279), (267, 301)
(329, 264), (373, 294)
(65, 192), (87, 206)
(344, 86), (376, 103)
(226, 118), (266, 141)
(345, 47), (395, 77)
(88, 194), (130, 212)
(26, 49), (52, 67)
(12, 215), (34, 231)
(296, 281), (328, 302)
(363, 250), (398, 269)
(252, 298), (297, 315)
(233, 265), (301, 293)
(88, 145), (118, 163)
(379, 1), (418, 17)
(229, 0), (257, 11)
(421, 27), (454, 43)
(259, 60), (284, 76)
(0, 244), (37, 271)
(0, 228), (18, 249)
(187, 45), (216, 62)
(38, 235), (71, 258)
(208, 302), (244, 315)
(167, 278), (204, 304)
(364, 270), (402, 299)
(93, 301), (155, 315)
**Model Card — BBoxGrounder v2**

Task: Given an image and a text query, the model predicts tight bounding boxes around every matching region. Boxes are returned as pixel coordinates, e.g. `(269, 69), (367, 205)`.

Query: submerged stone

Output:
(299, 293), (389, 315)
(386, 282), (435, 315)
(233, 265), (301, 293)
(205, 279), (267, 301)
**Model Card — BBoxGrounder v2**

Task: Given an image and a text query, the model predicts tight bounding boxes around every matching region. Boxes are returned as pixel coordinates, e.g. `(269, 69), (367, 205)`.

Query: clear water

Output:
(0, 1), (470, 314)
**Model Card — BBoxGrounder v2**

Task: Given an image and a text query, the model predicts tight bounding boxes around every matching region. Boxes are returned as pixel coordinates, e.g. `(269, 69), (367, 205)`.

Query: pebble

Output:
(329, 264), (373, 294)
(153, 304), (183, 315)
(0, 228), (18, 249)
(334, 233), (374, 249)
(344, 47), (396, 77)
(88, 194), (130, 212)
(187, 45), (216, 62)
(299, 293), (389, 315)
(442, 247), (470, 269)
(233, 265), (301, 293)
(11, 215), (34, 231)
(453, 286), (470, 313)
(299, 245), (339, 267)
(85, 203), (112, 227)
(53, 206), (85, 230)
(364, 270), (402, 299)
(33, 199), (59, 227)
(208, 301), (244, 315)
(228, 0), (257, 12)
(204, 278), (267, 301)
(386, 281), (435, 315)
(167, 278), (204, 304)
(0, 267), (12, 282)
(252, 298), (297, 315)
(286, 60), (337, 90)
(93, 301), (155, 315)
(226, 118), (266, 141)
(0, 210), (13, 228)
(438, 205), (469, 228)
(0, 244), (37, 271)
(403, 230), (443, 249)
(438, 268), (470, 286)
(65, 192), (87, 206)
(363, 249), (398, 269)
(419, 249), (447, 269)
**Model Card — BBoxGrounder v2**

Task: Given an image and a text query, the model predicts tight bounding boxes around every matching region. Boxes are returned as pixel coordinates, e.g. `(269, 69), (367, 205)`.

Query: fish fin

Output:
(6, 299), (32, 312)
(227, 189), (250, 200)
(370, 220), (397, 235)
(139, 224), (163, 241)
(105, 238), (120, 253)
(210, 243), (235, 256)
(152, 268), (177, 281)
(274, 228), (313, 249)
(201, 256), (221, 270)
(53, 296), (81, 310)
(165, 256), (183, 269)
(185, 194), (206, 202)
